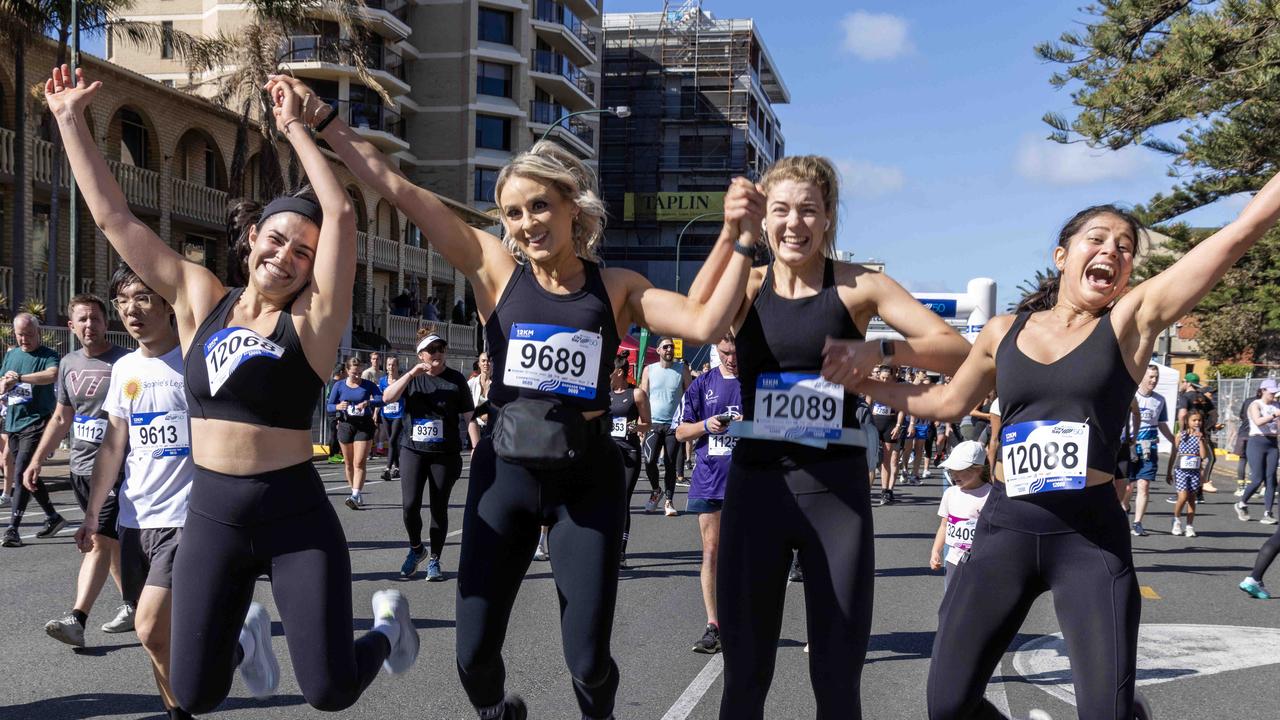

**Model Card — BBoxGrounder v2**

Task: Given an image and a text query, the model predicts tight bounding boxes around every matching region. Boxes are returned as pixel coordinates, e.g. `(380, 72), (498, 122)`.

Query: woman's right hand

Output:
(411, 362), (431, 376)
(337, 401), (349, 411)
(722, 177), (765, 245)
(45, 65), (101, 122)
(266, 74), (331, 131)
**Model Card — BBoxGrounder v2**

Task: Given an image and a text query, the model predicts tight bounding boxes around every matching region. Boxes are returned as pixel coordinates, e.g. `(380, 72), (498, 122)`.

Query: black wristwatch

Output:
(732, 241), (755, 258)
(879, 339), (896, 363)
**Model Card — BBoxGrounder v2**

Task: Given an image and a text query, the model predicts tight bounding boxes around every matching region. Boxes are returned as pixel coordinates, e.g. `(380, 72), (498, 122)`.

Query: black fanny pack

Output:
(491, 398), (604, 470)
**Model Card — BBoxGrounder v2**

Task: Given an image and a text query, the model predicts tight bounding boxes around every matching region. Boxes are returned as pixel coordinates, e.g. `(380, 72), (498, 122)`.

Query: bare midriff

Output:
(191, 417), (315, 476)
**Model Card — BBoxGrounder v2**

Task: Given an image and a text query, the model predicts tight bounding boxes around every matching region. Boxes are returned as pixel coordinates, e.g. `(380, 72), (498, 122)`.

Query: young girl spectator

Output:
(1168, 410), (1210, 537)
(929, 441), (992, 591)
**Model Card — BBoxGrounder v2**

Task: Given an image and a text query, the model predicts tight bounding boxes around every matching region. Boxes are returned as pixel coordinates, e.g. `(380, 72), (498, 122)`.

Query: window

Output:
(204, 146), (218, 187)
(474, 167), (499, 203)
(120, 109), (149, 168)
(475, 114), (510, 151)
(476, 61), (512, 98)
(161, 21), (173, 59)
(478, 7), (513, 44)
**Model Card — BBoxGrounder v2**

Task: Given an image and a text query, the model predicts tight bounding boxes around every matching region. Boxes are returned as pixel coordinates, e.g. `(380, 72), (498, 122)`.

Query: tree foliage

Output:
(1039, 0), (1280, 363)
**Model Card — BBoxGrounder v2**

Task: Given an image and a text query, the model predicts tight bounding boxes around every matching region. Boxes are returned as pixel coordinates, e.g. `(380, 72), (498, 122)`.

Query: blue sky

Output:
(605, 0), (1246, 310)
(82, 2), (1245, 311)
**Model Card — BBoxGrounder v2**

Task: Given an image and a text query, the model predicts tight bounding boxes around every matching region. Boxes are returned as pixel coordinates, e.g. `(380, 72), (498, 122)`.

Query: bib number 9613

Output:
(1001, 420), (1089, 497)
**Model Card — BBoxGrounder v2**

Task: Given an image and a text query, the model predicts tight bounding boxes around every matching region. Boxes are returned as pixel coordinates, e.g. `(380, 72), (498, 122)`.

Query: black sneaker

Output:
(692, 623), (721, 654)
(874, 490), (888, 507)
(888, 489), (897, 504)
(35, 515), (67, 539)
(788, 558), (805, 583)
(381, 469), (392, 481)
(390, 467), (400, 479)
(1, 528), (20, 548)
(480, 694), (527, 720)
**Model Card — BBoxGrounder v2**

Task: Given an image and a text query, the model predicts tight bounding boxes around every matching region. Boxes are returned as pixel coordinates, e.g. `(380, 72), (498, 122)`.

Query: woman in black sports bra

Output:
(285, 69), (759, 718)
(848, 176), (1280, 718)
(704, 156), (971, 720)
(49, 69), (418, 715)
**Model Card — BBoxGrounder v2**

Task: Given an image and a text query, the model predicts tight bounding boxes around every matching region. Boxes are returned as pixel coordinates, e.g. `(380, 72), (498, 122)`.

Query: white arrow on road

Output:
(1008, 624), (1280, 707)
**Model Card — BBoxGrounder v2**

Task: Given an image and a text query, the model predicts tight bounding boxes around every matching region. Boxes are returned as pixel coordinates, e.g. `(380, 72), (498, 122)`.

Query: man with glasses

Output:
(640, 337), (691, 517)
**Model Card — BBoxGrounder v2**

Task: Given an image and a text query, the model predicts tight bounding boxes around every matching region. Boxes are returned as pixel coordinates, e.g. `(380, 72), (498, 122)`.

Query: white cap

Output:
(940, 440), (986, 471)
(416, 334), (446, 353)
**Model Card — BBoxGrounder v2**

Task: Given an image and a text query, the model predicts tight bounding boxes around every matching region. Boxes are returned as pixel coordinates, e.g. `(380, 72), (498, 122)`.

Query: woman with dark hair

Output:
(844, 180), (1280, 717)
(47, 66), (417, 715)
(264, 71), (755, 719)
(327, 356), (382, 509)
(379, 355), (405, 481)
(609, 353), (651, 568)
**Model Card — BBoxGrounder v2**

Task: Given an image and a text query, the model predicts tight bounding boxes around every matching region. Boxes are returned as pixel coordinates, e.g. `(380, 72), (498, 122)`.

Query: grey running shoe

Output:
(372, 589), (419, 674)
(399, 546), (428, 578)
(1236, 502), (1250, 522)
(426, 555), (443, 582)
(45, 613), (85, 647)
(788, 558), (805, 583)
(2, 528), (22, 548)
(238, 602), (279, 698)
(345, 495), (360, 511)
(1262, 512), (1278, 525)
(644, 491), (661, 513)
(35, 515), (68, 538)
(101, 603), (135, 633)
(692, 623), (721, 654)
(1131, 522), (1147, 537)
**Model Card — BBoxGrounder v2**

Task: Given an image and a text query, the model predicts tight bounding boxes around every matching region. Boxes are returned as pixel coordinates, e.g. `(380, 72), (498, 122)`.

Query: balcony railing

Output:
(530, 102), (595, 147)
(533, 0), (598, 54)
(383, 314), (475, 352)
(282, 35), (405, 80)
(32, 271), (72, 310)
(0, 266), (11, 306)
(172, 178), (229, 225)
(531, 50), (595, 99)
(106, 158), (160, 208)
(0, 127), (14, 177)
(404, 243), (429, 274)
(356, 231), (400, 270)
(321, 97), (404, 139)
(429, 248), (455, 281)
(32, 138), (71, 189)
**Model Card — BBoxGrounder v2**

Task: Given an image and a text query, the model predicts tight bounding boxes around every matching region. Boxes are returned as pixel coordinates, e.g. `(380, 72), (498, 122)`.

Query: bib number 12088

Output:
(1000, 420), (1089, 497)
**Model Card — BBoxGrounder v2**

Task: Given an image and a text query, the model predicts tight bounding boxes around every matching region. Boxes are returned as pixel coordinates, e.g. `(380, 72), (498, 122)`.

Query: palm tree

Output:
(1008, 266), (1060, 314)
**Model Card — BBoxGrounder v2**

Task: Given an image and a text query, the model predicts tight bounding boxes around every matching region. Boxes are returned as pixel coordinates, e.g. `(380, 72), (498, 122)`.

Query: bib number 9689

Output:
(519, 344), (587, 379)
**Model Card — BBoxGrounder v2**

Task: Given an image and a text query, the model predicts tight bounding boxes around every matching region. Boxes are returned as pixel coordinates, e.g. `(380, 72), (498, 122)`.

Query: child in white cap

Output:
(929, 440), (992, 591)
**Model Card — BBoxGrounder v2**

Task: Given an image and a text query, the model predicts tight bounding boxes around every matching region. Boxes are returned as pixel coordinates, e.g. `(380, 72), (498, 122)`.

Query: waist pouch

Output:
(492, 398), (606, 470)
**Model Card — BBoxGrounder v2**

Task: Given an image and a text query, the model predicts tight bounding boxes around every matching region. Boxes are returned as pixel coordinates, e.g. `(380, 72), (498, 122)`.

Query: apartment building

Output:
(599, 3), (789, 291)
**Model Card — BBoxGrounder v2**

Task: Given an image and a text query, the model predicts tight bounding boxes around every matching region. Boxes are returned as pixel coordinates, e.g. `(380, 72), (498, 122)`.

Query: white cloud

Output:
(1014, 135), (1149, 186)
(837, 159), (906, 198)
(841, 11), (912, 61)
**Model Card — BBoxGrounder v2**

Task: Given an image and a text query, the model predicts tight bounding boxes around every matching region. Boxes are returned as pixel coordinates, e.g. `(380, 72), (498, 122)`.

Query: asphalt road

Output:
(2, 454), (1279, 719)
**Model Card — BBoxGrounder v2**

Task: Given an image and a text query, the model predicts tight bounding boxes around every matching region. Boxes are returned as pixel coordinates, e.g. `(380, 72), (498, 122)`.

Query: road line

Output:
(660, 654), (723, 720)
(984, 657), (1012, 716)
(1140, 585), (1161, 600)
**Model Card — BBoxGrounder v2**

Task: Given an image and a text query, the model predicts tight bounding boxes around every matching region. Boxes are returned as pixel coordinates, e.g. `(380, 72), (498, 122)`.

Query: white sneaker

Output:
(1236, 502), (1250, 522)
(1262, 512), (1278, 525)
(101, 603), (135, 633)
(533, 539), (549, 562)
(1185, 525), (1197, 538)
(1171, 519), (1183, 536)
(372, 589), (419, 674)
(0, 493), (9, 507)
(238, 602), (279, 699)
(664, 500), (678, 517)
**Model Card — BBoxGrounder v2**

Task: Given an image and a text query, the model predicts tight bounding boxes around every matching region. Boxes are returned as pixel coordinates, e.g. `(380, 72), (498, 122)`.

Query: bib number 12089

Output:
(753, 373), (843, 441)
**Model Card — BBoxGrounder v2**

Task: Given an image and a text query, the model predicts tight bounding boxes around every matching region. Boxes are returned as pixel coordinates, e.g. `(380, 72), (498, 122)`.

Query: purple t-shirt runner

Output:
(680, 369), (742, 501)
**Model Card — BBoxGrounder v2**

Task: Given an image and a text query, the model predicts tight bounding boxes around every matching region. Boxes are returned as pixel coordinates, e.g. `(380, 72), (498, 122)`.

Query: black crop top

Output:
(994, 311), (1137, 476)
(485, 261), (620, 413)
(184, 288), (323, 430)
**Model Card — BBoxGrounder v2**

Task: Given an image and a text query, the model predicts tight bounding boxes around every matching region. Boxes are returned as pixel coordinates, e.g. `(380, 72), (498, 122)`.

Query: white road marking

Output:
(1010, 624), (1280, 707)
(984, 657), (1012, 716)
(660, 654), (723, 720)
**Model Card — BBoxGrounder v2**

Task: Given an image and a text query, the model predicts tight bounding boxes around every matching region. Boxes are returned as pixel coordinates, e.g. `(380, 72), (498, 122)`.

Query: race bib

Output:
(346, 404), (366, 417)
(945, 515), (978, 552)
(1001, 420), (1089, 497)
(611, 416), (628, 439)
(1179, 455), (1201, 470)
(6, 382), (32, 406)
(753, 373), (843, 441)
(203, 327), (285, 397)
(411, 418), (444, 443)
(708, 433), (737, 457)
(130, 410), (191, 458)
(383, 401), (400, 415)
(504, 324), (602, 400)
(72, 414), (108, 444)
(872, 402), (893, 416)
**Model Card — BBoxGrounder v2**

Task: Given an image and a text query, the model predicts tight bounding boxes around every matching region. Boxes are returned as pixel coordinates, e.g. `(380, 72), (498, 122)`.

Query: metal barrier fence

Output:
(1215, 376), (1277, 450)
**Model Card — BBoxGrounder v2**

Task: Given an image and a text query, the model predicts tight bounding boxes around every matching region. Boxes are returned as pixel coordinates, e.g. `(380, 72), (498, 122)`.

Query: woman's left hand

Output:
(821, 338), (883, 389)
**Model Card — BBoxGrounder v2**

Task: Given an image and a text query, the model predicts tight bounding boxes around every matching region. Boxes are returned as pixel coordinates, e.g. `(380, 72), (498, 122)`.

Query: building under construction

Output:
(599, 2), (790, 291)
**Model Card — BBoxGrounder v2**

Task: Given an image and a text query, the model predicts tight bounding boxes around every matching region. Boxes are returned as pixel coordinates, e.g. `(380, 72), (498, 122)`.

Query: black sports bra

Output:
(184, 288), (322, 430)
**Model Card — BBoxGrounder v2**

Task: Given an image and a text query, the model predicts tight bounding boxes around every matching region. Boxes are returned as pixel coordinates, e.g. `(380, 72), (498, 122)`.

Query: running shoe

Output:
(1262, 512), (1278, 525)
(1239, 576), (1272, 600)
(533, 541), (549, 562)
(1028, 711), (1055, 720)
(1203, 482), (1219, 493)
(1235, 502), (1250, 521)
(238, 602), (279, 698)
(399, 546), (428, 578)
(618, 552), (629, 569)
(101, 603), (135, 633)
(390, 467), (400, 479)
(1184, 525), (1197, 538)
(788, 558), (805, 583)
(426, 555), (443, 582)
(887, 489), (897, 504)
(664, 500), (678, 517)
(327, 454), (344, 464)
(482, 694), (528, 720)
(692, 623), (721, 654)
(1134, 692), (1154, 720)
(2, 528), (22, 548)
(1170, 519), (1182, 536)
(381, 468), (392, 481)
(873, 491), (888, 507)
(44, 612), (85, 648)
(372, 589), (419, 674)
(0, 493), (9, 507)
(1234, 487), (1245, 497)
(644, 491), (661, 513)
(35, 515), (68, 538)
(1131, 522), (1147, 537)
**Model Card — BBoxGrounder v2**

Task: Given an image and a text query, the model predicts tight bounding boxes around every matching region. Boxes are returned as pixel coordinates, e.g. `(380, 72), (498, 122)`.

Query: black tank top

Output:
(736, 259), (863, 463)
(184, 288), (322, 430)
(486, 260), (620, 413)
(609, 386), (640, 446)
(995, 311), (1137, 476)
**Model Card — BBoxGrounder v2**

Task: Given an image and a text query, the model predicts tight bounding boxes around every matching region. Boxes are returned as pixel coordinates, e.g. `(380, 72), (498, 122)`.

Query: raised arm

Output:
(1129, 169), (1280, 332)
(47, 66), (222, 328)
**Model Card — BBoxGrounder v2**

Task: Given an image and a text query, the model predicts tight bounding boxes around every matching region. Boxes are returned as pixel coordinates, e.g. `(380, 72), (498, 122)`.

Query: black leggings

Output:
(617, 439), (641, 546)
(7, 422), (58, 530)
(400, 449), (462, 556)
(643, 425), (680, 500)
(456, 433), (625, 719)
(1242, 435), (1278, 515)
(1251, 524), (1280, 581)
(171, 463), (390, 714)
(928, 482), (1140, 720)
(717, 449), (874, 720)
(387, 417), (403, 470)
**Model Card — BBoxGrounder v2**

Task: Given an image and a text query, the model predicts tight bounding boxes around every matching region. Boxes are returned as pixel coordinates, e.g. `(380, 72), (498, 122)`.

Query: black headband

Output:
(258, 196), (323, 228)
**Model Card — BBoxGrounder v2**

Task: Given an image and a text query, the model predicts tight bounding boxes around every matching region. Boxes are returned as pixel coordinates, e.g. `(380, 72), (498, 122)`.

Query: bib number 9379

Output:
(1000, 420), (1089, 497)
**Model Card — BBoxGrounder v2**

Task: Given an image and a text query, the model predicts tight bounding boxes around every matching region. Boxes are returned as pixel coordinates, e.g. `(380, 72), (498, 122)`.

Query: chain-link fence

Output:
(1215, 376), (1278, 451)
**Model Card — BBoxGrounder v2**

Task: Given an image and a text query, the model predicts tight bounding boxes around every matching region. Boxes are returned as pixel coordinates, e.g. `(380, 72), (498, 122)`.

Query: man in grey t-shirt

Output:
(21, 295), (133, 646)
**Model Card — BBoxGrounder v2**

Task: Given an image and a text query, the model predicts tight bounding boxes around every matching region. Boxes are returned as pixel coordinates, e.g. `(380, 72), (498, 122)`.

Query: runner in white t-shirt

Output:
(76, 267), (196, 720)
(929, 441), (992, 592)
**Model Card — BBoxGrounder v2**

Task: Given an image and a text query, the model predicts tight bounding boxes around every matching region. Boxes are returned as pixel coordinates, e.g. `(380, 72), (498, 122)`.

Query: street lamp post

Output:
(674, 211), (724, 293)
(538, 105), (631, 144)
